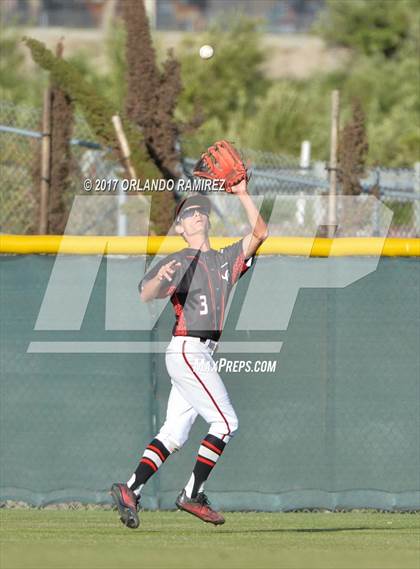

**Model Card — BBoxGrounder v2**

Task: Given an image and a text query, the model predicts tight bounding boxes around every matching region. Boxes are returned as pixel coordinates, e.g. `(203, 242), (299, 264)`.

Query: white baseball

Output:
(199, 45), (214, 60)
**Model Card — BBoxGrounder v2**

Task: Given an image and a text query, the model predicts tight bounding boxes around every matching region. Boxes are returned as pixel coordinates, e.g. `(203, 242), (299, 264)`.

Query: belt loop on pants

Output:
(200, 337), (218, 355)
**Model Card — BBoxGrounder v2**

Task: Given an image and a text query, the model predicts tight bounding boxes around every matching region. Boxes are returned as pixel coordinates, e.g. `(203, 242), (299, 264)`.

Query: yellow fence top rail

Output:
(0, 235), (419, 257)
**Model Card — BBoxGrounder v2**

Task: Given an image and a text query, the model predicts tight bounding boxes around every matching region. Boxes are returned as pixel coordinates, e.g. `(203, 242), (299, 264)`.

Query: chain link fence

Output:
(1, 100), (419, 237)
(0, 103), (40, 234)
(0, 101), (121, 235)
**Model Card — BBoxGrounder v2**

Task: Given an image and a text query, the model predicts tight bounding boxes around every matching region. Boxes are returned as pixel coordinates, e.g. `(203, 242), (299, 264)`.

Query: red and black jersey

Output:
(139, 238), (254, 342)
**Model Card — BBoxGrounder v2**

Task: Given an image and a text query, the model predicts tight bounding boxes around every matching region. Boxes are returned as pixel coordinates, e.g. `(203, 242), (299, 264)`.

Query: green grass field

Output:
(1, 510), (419, 569)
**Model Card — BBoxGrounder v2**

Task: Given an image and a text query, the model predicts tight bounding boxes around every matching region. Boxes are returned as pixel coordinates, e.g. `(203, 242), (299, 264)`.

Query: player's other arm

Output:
(231, 179), (268, 258)
(139, 260), (181, 302)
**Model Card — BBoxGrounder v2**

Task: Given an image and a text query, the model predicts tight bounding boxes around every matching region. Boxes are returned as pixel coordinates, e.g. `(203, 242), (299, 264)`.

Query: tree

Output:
(121, 0), (186, 232)
(313, 0), (420, 166)
(30, 41), (75, 235)
(48, 40), (75, 234)
(25, 0), (199, 234)
(240, 80), (330, 158)
(24, 37), (173, 233)
(0, 27), (44, 105)
(177, 16), (270, 155)
(338, 99), (368, 195)
(315, 0), (416, 59)
(24, 37), (158, 180)
(122, 0), (183, 180)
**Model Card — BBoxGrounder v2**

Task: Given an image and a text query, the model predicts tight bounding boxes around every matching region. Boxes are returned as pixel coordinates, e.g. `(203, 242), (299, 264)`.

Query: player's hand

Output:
(157, 260), (181, 283)
(230, 179), (248, 195)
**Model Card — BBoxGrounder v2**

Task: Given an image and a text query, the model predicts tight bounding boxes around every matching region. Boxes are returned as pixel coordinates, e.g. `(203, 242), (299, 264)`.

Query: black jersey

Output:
(139, 238), (254, 342)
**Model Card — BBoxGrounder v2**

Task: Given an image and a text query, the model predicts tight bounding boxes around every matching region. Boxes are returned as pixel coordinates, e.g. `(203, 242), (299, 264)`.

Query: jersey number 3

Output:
(199, 294), (208, 315)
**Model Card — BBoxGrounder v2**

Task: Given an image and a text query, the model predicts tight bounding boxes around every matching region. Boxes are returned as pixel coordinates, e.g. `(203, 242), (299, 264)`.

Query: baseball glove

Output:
(193, 140), (249, 193)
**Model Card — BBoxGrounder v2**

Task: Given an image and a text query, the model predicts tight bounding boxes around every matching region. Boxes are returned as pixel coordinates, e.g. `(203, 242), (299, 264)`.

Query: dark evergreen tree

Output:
(338, 99), (369, 195)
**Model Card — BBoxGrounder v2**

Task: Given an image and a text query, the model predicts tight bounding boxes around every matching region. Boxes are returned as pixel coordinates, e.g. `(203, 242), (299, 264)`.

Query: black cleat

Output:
(110, 483), (140, 529)
(176, 489), (225, 525)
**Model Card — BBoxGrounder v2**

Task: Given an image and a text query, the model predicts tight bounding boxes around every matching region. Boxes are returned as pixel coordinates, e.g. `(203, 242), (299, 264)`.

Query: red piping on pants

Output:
(181, 340), (231, 438)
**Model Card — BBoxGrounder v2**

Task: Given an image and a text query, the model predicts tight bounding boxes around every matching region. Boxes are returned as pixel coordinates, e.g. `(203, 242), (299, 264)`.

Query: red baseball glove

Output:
(193, 140), (249, 193)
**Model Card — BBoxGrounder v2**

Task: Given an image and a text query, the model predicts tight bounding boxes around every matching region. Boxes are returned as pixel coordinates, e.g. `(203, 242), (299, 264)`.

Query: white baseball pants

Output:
(156, 336), (238, 451)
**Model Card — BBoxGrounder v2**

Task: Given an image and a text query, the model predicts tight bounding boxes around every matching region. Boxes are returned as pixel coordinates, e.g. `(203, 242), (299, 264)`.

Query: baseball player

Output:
(111, 141), (268, 528)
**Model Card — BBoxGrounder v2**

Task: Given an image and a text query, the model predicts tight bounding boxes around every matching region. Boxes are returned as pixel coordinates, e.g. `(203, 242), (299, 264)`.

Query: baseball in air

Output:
(199, 45), (214, 59)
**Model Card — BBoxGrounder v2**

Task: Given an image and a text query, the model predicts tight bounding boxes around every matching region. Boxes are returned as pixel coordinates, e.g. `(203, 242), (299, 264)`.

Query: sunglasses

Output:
(178, 206), (210, 221)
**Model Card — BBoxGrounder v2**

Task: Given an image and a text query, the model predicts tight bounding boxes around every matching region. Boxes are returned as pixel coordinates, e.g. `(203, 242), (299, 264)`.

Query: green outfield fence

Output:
(0, 254), (419, 511)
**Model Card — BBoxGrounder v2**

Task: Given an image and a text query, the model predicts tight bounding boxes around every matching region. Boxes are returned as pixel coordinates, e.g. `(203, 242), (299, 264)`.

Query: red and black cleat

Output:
(176, 489), (225, 525)
(110, 483), (140, 529)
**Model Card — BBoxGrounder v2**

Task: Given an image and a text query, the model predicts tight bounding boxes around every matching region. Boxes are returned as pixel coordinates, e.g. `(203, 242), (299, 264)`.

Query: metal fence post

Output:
(39, 88), (52, 234)
(300, 140), (311, 170)
(117, 182), (128, 236)
(297, 141), (311, 227)
(372, 169), (381, 237)
(328, 90), (340, 238)
(414, 162), (420, 237)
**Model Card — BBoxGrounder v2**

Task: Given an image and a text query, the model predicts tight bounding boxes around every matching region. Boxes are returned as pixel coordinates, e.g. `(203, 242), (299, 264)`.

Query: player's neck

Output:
(186, 236), (210, 252)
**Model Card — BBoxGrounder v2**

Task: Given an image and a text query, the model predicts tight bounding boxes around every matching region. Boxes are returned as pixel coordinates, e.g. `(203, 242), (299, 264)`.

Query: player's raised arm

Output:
(193, 140), (268, 259)
(230, 179), (268, 259)
(139, 260), (181, 302)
